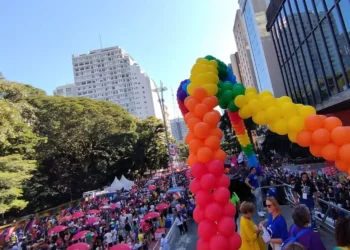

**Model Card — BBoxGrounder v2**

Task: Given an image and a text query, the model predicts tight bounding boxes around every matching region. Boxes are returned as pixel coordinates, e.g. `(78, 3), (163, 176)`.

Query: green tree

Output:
(219, 110), (240, 154)
(177, 143), (189, 161)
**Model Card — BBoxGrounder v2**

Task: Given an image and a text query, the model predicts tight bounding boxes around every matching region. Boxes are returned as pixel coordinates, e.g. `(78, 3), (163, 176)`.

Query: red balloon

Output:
(207, 160), (225, 177)
(209, 234), (229, 250)
(198, 220), (217, 240)
(189, 178), (201, 194)
(312, 128), (331, 145)
(191, 163), (208, 179)
(216, 174), (230, 188)
(193, 206), (206, 223)
(205, 202), (223, 222)
(196, 190), (213, 207)
(218, 216), (236, 236)
(200, 173), (217, 191)
(223, 202), (236, 217)
(229, 233), (242, 250)
(213, 187), (230, 205)
(197, 239), (210, 250)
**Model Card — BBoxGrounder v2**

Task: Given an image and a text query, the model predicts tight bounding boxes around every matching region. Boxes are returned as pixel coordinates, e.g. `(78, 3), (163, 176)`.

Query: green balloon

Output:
(228, 100), (239, 112)
(219, 98), (229, 109)
(222, 90), (233, 104)
(222, 81), (233, 91)
(217, 81), (224, 89)
(216, 88), (224, 99)
(232, 84), (246, 97)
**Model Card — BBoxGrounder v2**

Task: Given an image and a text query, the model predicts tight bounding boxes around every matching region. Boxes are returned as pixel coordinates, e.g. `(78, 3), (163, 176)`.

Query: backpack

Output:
(281, 225), (311, 249)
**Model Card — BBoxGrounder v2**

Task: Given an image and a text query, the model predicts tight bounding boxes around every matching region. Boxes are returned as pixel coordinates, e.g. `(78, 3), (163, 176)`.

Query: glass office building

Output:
(266, 0), (350, 109)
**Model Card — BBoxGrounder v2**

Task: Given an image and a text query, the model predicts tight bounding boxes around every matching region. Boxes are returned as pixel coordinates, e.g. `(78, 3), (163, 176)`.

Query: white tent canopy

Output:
(120, 175), (135, 190)
(106, 177), (124, 191)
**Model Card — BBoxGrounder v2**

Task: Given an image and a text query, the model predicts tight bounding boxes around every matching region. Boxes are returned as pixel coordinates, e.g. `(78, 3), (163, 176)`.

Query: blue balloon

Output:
(224, 65), (237, 84)
(247, 154), (259, 168)
(182, 83), (187, 92)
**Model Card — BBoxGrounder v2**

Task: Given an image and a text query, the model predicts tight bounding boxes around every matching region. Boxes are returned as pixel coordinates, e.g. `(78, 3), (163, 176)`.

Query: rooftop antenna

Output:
(99, 34), (103, 49)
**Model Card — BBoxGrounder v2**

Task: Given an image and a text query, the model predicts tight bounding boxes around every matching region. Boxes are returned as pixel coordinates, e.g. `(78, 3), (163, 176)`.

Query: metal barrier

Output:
(256, 183), (350, 234)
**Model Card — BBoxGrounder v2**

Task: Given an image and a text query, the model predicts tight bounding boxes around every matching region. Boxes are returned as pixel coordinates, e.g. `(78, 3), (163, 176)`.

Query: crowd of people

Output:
(3, 170), (193, 250)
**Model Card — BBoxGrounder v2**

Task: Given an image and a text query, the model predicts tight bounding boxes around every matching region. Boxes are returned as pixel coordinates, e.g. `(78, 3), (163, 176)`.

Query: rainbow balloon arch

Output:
(176, 55), (350, 250)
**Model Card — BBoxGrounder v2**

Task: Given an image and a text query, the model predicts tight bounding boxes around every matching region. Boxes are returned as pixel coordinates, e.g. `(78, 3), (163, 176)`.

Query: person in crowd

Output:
(230, 191), (240, 232)
(284, 205), (326, 250)
(259, 197), (288, 250)
(160, 233), (170, 250)
(293, 172), (319, 232)
(239, 201), (265, 250)
(245, 167), (265, 217)
(282, 242), (307, 250)
(174, 212), (184, 235)
(334, 217), (350, 250)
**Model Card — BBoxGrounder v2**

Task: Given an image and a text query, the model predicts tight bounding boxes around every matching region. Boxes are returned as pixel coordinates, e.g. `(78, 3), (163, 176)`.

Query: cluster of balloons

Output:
(295, 114), (350, 174)
(234, 87), (316, 142)
(177, 79), (189, 116)
(216, 82), (245, 112)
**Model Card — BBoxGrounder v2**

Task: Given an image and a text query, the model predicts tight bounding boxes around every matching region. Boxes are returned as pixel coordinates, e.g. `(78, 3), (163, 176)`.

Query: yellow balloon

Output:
(274, 119), (289, 135)
(269, 122), (276, 132)
(258, 90), (273, 99)
(262, 96), (276, 110)
(204, 72), (219, 85)
(187, 82), (201, 95)
(203, 84), (218, 96)
(245, 92), (258, 102)
(234, 95), (247, 108)
(266, 106), (282, 122)
(287, 116), (305, 132)
(281, 103), (298, 119)
(253, 111), (269, 125)
(248, 99), (263, 114)
(288, 132), (298, 142)
(298, 105), (316, 118)
(239, 106), (253, 119)
(245, 87), (258, 95)
(208, 60), (218, 67)
(276, 96), (292, 106)
(196, 58), (208, 64)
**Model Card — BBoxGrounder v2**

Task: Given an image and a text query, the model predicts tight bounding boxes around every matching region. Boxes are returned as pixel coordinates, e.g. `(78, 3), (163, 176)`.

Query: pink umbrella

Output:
(110, 244), (131, 250)
(86, 210), (100, 215)
(110, 204), (118, 209)
(147, 185), (156, 191)
(156, 203), (169, 211)
(59, 215), (72, 223)
(71, 230), (90, 242)
(130, 189), (137, 194)
(143, 212), (160, 220)
(48, 225), (67, 236)
(71, 211), (85, 220)
(67, 243), (90, 250)
(86, 217), (100, 225)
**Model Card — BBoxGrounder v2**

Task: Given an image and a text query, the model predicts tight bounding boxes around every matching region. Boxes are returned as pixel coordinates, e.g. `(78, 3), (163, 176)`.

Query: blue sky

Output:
(0, 0), (239, 118)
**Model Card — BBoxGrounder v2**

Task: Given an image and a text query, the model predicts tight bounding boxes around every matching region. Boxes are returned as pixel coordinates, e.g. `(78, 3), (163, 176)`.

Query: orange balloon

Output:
(187, 117), (201, 131)
(189, 138), (204, 154)
(194, 122), (210, 139)
(309, 144), (324, 157)
(187, 154), (197, 167)
(202, 96), (218, 109)
(203, 111), (221, 128)
(209, 127), (223, 140)
(335, 160), (349, 172)
(296, 130), (312, 147)
(319, 115), (327, 120)
(305, 114), (324, 131)
(321, 143), (339, 161)
(185, 97), (199, 112)
(193, 88), (208, 102)
(194, 103), (210, 119)
(312, 128), (331, 145)
(339, 144), (350, 163)
(213, 149), (226, 162)
(331, 127), (350, 146)
(204, 136), (221, 151)
(197, 147), (214, 163)
(184, 112), (196, 123)
(323, 117), (342, 132)
(185, 131), (196, 143)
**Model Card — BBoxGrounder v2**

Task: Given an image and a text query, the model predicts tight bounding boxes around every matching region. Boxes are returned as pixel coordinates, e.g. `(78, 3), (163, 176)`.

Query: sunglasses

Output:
(266, 204), (273, 208)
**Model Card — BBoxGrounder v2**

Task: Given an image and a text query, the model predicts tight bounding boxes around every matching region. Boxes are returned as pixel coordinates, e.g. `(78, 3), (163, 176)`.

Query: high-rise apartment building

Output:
(66, 46), (162, 120)
(233, 10), (258, 89)
(170, 118), (188, 142)
(230, 53), (242, 83)
(237, 0), (285, 97)
(53, 83), (76, 97)
(266, 0), (350, 124)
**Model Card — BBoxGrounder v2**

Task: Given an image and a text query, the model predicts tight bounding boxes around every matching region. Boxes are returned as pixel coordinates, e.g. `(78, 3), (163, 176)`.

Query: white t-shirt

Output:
(104, 232), (113, 243)
(175, 204), (181, 212)
(174, 217), (183, 226)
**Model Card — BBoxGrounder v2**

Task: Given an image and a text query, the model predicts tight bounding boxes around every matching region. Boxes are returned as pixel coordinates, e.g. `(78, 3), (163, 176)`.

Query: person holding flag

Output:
(230, 191), (241, 231)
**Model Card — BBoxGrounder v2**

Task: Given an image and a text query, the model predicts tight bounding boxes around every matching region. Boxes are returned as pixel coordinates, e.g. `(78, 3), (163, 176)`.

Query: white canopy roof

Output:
(120, 175), (135, 190)
(107, 177), (124, 191)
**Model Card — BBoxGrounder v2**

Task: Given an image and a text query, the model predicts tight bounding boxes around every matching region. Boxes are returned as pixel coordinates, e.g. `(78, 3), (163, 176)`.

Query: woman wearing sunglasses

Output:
(259, 197), (288, 250)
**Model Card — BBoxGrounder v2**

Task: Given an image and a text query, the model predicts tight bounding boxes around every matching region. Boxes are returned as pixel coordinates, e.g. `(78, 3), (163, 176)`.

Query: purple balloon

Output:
(178, 91), (187, 102)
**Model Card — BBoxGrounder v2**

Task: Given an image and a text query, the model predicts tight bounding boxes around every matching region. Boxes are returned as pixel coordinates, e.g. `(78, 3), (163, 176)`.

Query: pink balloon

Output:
(222, 202), (237, 217)
(189, 178), (201, 194)
(229, 232), (242, 249)
(216, 174), (230, 188)
(198, 220), (217, 240)
(209, 234), (229, 250)
(218, 216), (236, 236)
(191, 162), (208, 179)
(200, 173), (217, 191)
(193, 206), (206, 223)
(207, 160), (224, 177)
(213, 187), (230, 205)
(196, 190), (213, 208)
(205, 203), (223, 222)
(197, 238), (210, 250)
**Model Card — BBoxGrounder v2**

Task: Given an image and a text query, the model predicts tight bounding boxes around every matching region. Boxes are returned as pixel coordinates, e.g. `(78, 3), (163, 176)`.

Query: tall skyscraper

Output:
(54, 46), (163, 120)
(266, 0), (350, 124)
(230, 53), (242, 83)
(233, 10), (258, 89)
(170, 118), (188, 142)
(237, 0), (285, 97)
(53, 83), (76, 97)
